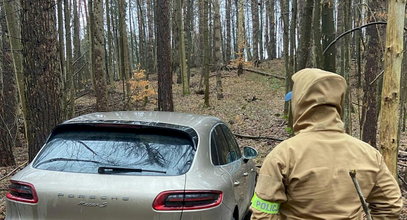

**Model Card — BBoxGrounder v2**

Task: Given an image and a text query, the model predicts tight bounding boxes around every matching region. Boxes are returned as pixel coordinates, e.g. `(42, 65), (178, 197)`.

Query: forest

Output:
(0, 0), (407, 217)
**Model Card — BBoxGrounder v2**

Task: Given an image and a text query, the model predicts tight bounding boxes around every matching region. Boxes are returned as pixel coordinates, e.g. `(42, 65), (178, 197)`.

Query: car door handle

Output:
(243, 172), (249, 176)
(234, 181), (240, 186)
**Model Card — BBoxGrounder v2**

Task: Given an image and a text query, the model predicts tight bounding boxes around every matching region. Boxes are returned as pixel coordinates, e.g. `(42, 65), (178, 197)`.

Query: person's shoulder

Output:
(343, 133), (382, 158)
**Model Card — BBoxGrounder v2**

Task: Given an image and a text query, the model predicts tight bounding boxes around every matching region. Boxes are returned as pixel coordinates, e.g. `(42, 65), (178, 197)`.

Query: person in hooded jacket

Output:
(251, 69), (402, 220)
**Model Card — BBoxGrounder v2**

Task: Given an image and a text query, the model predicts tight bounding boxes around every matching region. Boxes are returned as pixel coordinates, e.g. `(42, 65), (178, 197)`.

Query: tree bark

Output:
(203, 0), (210, 107)
(321, 0), (336, 72)
(155, 0), (173, 111)
(312, 0), (323, 68)
(213, 0), (223, 100)
(176, 0), (190, 95)
(118, 0), (132, 108)
(296, 0), (313, 70)
(267, 0), (276, 59)
(90, 0), (109, 111)
(73, 0), (83, 90)
(21, 0), (63, 161)
(379, 0), (406, 177)
(251, 0), (259, 61)
(0, 7), (17, 166)
(361, 0), (385, 148)
(237, 0), (245, 76)
(64, 0), (74, 118)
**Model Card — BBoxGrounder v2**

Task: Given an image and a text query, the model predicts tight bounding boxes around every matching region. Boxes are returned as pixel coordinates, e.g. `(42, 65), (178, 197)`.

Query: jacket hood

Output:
(291, 68), (347, 133)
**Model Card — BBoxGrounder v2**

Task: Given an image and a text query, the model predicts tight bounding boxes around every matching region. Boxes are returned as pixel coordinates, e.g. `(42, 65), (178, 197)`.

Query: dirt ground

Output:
(1, 59), (407, 219)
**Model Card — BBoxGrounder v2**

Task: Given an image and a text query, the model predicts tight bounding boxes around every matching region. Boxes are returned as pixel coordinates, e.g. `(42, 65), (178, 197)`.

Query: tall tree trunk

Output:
(175, 0), (190, 95)
(225, 0), (232, 61)
(361, 0), (385, 148)
(321, 0), (336, 72)
(203, 0), (210, 106)
(118, 0), (132, 108)
(312, 0), (323, 68)
(147, 0), (155, 74)
(73, 0), (83, 90)
(64, 0), (74, 118)
(341, 0), (352, 133)
(3, 0), (26, 143)
(57, 0), (65, 89)
(259, 0), (263, 60)
(251, 0), (259, 61)
(0, 8), (17, 166)
(106, 0), (114, 83)
(156, 0), (173, 111)
(237, 0), (245, 75)
(290, 0), (297, 73)
(267, 0), (275, 59)
(185, 0), (193, 77)
(137, 0), (146, 70)
(213, 0), (223, 100)
(281, 0), (290, 114)
(296, 0), (313, 70)
(379, 0), (406, 177)
(21, 0), (63, 161)
(90, 0), (109, 111)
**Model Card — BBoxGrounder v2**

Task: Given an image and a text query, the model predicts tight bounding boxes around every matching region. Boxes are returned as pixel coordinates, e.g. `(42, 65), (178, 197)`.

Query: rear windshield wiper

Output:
(97, 166), (167, 174)
(36, 158), (102, 167)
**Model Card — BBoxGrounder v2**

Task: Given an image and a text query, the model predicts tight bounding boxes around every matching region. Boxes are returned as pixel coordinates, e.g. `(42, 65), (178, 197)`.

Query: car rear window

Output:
(33, 124), (196, 176)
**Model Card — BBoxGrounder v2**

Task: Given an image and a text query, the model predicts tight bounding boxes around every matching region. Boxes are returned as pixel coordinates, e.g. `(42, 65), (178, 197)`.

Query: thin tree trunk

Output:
(175, 0), (189, 95)
(64, 0), (74, 118)
(289, 0), (297, 72)
(203, 0), (210, 106)
(281, 0), (290, 114)
(137, 0), (146, 70)
(321, 0), (336, 72)
(73, 0), (83, 90)
(213, 0), (223, 100)
(225, 0), (232, 62)
(237, 0), (245, 75)
(251, 0), (259, 61)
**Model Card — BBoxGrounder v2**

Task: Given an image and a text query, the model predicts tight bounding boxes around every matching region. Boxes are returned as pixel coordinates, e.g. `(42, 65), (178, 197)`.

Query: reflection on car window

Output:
(210, 124), (241, 165)
(220, 124), (242, 159)
(33, 126), (196, 176)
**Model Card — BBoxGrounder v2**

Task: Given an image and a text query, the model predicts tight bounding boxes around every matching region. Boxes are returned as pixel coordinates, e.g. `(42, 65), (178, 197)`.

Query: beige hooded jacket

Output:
(251, 69), (402, 220)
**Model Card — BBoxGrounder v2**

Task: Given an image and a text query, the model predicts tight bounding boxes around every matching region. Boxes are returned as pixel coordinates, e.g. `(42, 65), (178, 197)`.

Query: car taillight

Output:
(153, 190), (223, 211)
(6, 180), (38, 204)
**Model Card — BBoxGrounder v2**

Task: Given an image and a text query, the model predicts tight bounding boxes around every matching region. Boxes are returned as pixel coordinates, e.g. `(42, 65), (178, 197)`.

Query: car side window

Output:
(220, 124), (242, 161)
(210, 125), (231, 165)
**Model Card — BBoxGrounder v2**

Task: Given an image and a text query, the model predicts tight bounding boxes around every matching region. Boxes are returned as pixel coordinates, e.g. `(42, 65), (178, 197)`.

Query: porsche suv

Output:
(6, 111), (258, 220)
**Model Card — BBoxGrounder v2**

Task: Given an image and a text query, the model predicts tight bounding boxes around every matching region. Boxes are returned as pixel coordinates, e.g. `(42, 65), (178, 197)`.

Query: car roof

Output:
(63, 111), (222, 130)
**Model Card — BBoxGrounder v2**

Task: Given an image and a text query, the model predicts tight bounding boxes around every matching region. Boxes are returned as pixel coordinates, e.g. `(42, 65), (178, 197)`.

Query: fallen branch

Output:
(243, 68), (286, 80)
(0, 161), (28, 182)
(227, 66), (286, 80)
(234, 133), (285, 142)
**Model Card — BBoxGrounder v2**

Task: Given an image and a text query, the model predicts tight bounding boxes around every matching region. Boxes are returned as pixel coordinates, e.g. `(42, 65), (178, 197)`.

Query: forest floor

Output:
(1, 59), (407, 219)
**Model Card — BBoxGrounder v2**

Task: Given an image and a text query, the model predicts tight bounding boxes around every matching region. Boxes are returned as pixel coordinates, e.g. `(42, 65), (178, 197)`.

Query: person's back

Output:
(251, 69), (402, 220)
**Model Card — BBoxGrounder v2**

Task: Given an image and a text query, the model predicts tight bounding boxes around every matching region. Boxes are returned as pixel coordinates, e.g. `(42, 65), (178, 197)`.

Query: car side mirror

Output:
(243, 146), (258, 163)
